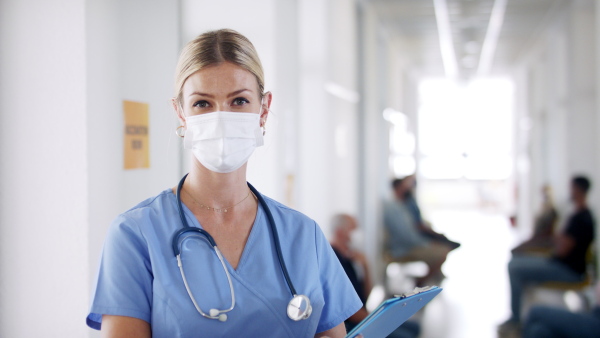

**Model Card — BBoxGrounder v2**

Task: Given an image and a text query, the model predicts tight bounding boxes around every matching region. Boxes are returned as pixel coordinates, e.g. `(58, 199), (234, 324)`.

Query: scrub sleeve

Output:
(87, 213), (154, 328)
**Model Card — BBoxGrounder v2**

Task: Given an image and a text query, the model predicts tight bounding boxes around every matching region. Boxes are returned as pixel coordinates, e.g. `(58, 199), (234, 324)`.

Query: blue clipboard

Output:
(345, 286), (443, 338)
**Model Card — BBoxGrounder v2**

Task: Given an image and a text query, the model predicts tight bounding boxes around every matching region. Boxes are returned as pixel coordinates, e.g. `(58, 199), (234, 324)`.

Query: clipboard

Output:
(345, 286), (443, 338)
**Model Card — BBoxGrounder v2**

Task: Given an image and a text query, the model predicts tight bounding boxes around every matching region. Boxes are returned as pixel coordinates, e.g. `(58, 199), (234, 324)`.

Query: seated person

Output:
(522, 281), (600, 338)
(383, 178), (453, 286)
(402, 175), (460, 251)
(499, 176), (596, 335)
(330, 213), (421, 338)
(512, 184), (558, 255)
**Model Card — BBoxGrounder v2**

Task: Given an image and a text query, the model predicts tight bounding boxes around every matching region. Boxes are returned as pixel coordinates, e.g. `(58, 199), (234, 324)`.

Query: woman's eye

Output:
(193, 100), (210, 108)
(232, 97), (250, 106)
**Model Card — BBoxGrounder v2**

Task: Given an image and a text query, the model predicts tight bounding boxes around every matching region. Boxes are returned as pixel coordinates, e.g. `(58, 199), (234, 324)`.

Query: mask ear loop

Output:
(259, 94), (271, 136)
(174, 97), (187, 138)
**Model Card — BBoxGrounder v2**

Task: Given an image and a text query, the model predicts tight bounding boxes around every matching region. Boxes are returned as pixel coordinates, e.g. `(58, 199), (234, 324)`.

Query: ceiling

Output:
(367, 0), (567, 80)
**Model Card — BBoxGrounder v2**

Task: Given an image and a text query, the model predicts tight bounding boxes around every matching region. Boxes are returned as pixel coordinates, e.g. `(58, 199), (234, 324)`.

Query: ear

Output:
(260, 91), (272, 126)
(172, 98), (186, 125)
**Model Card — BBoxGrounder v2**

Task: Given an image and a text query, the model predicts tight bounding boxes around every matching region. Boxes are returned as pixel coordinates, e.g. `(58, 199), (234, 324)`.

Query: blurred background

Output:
(1, 0), (599, 337)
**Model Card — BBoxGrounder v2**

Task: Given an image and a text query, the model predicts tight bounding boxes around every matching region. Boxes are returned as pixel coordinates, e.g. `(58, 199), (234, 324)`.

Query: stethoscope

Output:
(172, 174), (312, 322)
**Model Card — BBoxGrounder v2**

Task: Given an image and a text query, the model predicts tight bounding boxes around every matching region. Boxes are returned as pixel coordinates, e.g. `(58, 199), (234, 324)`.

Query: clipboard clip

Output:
(394, 285), (438, 299)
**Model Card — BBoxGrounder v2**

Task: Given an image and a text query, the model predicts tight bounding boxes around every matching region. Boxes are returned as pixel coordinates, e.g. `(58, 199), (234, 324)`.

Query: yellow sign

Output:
(123, 100), (150, 169)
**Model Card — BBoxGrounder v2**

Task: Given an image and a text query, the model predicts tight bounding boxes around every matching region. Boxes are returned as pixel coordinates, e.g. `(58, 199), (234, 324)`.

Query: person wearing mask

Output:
(402, 175), (460, 251)
(330, 213), (420, 338)
(86, 29), (361, 338)
(383, 178), (453, 286)
(499, 176), (595, 336)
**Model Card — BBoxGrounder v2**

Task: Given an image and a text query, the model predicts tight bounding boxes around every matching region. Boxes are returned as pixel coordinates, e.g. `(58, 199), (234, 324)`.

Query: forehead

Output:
(182, 62), (257, 95)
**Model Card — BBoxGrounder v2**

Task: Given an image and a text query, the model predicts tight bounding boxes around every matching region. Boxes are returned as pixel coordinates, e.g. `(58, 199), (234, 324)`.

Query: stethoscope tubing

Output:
(173, 173), (297, 297)
(176, 244), (236, 317)
(246, 182), (297, 297)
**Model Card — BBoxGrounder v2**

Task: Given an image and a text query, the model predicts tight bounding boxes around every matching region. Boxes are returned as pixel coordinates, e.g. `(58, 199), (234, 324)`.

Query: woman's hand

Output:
(101, 315), (151, 338)
(315, 322), (346, 338)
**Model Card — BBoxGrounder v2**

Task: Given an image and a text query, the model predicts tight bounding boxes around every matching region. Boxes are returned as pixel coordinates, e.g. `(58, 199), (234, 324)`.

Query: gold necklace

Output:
(185, 189), (251, 213)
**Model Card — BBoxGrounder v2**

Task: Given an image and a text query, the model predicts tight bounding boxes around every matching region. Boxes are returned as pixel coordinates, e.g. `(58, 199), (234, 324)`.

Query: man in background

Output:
(383, 178), (454, 286)
(402, 175), (460, 250)
(499, 176), (596, 335)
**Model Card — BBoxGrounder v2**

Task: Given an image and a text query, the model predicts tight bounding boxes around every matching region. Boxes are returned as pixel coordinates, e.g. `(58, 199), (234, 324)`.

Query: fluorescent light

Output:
(477, 0), (507, 76)
(433, 0), (458, 78)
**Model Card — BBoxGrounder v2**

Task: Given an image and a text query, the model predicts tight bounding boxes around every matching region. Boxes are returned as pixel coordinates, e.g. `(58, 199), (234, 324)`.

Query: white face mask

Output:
(350, 229), (363, 250)
(183, 111), (264, 173)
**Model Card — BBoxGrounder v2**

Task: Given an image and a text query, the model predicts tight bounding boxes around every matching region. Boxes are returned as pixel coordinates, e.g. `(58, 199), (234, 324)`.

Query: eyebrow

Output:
(188, 88), (253, 98)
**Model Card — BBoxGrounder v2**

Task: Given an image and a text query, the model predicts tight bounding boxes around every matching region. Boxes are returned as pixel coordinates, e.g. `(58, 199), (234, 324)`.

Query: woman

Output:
(86, 29), (362, 337)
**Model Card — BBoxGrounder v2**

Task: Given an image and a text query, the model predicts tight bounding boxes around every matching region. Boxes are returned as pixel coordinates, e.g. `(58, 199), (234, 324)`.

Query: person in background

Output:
(498, 176), (595, 336)
(511, 184), (558, 255)
(402, 175), (460, 251)
(522, 281), (600, 337)
(330, 213), (421, 338)
(383, 178), (453, 286)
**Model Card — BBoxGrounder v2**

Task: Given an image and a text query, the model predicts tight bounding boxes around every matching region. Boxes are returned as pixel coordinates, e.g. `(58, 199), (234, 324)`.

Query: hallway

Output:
(420, 209), (517, 338)
(2, 1), (599, 336)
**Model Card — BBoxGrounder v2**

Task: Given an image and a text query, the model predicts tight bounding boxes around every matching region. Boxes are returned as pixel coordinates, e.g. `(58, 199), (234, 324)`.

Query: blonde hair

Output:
(174, 29), (265, 105)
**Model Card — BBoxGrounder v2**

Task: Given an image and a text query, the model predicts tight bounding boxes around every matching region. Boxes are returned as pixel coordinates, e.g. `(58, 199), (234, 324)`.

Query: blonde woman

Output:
(86, 29), (361, 338)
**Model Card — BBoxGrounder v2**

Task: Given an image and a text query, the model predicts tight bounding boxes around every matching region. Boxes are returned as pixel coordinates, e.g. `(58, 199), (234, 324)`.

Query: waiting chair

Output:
(524, 244), (596, 316)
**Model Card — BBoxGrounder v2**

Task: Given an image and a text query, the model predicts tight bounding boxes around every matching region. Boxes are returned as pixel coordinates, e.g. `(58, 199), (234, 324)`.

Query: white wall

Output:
(356, 3), (393, 283)
(87, 1), (180, 337)
(329, 0), (360, 221)
(0, 0), (180, 337)
(0, 0), (89, 336)
(86, 0), (181, 293)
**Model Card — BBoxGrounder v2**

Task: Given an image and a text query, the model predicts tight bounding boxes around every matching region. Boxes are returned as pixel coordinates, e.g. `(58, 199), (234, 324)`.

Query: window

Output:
(417, 78), (514, 180)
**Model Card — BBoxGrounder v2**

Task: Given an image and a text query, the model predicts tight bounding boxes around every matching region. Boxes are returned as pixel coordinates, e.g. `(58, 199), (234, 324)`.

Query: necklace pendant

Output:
(186, 189), (249, 213)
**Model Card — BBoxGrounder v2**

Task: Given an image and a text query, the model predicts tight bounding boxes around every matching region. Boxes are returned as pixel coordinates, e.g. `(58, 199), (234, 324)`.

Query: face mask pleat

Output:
(184, 112), (263, 173)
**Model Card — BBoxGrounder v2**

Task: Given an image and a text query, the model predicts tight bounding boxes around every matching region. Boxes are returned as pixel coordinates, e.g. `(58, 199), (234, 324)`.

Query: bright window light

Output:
(420, 156), (465, 179)
(464, 156), (512, 180)
(386, 108), (416, 176)
(418, 77), (514, 180)
(392, 156), (416, 177)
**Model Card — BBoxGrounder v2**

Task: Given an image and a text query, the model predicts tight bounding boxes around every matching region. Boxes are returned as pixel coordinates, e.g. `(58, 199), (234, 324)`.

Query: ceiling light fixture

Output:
(477, 0), (508, 77)
(433, 0), (458, 78)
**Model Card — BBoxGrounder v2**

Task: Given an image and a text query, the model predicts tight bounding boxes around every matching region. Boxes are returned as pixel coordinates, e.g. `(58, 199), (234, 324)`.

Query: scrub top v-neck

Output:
(87, 188), (362, 337)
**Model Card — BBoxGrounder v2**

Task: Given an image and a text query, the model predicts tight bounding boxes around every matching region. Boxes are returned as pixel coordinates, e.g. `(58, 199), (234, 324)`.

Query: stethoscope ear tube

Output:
(247, 183), (297, 297)
(176, 173), (190, 229)
(247, 183), (312, 321)
(172, 227), (217, 256)
(174, 173), (216, 254)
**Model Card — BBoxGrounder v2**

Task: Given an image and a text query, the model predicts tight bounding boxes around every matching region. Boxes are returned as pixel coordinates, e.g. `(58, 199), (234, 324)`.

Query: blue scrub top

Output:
(87, 187), (362, 337)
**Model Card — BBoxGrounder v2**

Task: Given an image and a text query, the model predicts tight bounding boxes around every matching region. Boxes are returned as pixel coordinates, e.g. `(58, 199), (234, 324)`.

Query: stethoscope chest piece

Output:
(287, 294), (312, 321)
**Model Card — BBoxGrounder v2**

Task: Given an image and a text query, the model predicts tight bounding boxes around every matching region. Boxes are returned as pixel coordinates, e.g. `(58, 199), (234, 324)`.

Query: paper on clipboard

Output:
(345, 286), (443, 338)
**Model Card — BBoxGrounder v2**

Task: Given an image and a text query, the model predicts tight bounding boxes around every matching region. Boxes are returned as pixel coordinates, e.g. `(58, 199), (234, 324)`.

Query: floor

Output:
(413, 209), (518, 338)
